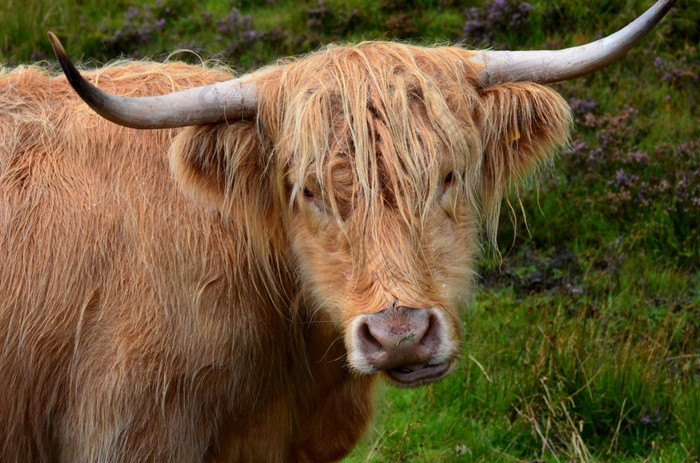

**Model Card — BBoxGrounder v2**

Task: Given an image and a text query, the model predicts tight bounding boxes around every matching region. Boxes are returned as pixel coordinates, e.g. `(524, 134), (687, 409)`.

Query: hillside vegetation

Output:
(1, 0), (697, 461)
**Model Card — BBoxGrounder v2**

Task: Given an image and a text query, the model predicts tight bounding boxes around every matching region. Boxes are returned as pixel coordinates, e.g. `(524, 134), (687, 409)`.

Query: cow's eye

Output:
(302, 187), (325, 213)
(440, 171), (455, 197)
(443, 171), (454, 187)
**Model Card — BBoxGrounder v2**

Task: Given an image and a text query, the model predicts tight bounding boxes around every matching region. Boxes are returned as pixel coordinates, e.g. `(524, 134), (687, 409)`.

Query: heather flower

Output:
(546, 96), (699, 241)
(102, 1), (180, 56)
(653, 51), (699, 86)
(125, 6), (139, 21)
(631, 407), (668, 427)
(566, 283), (583, 295)
(459, 0), (534, 47)
(29, 49), (47, 61)
(568, 97), (597, 117)
(625, 151), (649, 164)
(303, 2), (362, 41)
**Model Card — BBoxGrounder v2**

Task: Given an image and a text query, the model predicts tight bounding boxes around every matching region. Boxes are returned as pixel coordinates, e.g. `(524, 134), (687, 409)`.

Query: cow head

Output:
(245, 45), (572, 386)
(47, 0), (673, 386)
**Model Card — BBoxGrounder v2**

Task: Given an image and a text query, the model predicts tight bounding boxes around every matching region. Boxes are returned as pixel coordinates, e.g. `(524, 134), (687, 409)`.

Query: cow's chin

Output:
(383, 361), (454, 387)
(346, 356), (456, 387)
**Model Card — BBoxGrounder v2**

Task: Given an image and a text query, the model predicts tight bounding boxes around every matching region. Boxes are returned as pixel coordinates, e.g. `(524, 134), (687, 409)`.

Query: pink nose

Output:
(355, 306), (449, 384)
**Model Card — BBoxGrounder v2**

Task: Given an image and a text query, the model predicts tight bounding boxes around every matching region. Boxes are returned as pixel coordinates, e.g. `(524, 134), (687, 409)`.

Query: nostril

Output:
(418, 312), (441, 350)
(357, 320), (383, 353)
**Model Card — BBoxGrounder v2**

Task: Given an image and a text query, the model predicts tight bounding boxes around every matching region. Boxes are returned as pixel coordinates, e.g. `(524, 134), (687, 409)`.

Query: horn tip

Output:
(47, 32), (66, 60)
(47, 32), (84, 90)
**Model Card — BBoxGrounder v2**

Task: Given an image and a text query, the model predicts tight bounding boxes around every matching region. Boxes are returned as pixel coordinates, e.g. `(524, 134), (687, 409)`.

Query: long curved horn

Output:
(48, 32), (260, 129)
(473, 0), (675, 86)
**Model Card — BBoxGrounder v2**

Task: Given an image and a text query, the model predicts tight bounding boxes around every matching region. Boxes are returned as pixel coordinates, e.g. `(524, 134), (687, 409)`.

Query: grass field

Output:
(1, 0), (697, 461)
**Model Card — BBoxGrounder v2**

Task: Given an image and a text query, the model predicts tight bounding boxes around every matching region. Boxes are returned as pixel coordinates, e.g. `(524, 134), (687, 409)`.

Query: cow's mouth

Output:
(385, 362), (452, 386)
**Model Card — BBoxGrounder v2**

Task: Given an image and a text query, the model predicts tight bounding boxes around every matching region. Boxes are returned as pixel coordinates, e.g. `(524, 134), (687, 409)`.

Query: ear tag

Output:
(508, 126), (521, 143)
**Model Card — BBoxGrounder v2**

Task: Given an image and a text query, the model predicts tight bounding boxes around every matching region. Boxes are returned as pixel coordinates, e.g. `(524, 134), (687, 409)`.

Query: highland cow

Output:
(0, 1), (673, 461)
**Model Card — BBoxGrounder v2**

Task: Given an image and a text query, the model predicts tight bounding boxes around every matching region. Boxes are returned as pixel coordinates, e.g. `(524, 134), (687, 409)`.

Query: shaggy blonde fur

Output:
(0, 41), (571, 462)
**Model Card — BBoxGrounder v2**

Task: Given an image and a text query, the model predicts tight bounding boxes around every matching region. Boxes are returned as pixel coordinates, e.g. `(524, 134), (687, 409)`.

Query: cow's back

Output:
(0, 63), (298, 461)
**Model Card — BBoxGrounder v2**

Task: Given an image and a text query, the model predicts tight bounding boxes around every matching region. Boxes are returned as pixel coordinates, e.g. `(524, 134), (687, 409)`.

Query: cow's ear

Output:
(169, 121), (265, 212)
(477, 82), (572, 240)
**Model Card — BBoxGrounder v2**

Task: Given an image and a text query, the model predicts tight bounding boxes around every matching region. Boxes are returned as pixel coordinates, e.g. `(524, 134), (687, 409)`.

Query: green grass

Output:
(2, 0), (697, 461)
(348, 258), (698, 461)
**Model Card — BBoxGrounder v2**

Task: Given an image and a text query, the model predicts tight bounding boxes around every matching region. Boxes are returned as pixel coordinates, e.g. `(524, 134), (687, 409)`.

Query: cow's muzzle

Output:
(351, 306), (455, 386)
